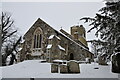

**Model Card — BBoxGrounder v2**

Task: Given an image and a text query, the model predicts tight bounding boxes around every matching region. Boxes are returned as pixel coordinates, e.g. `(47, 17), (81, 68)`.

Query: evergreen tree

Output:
(80, 1), (120, 59)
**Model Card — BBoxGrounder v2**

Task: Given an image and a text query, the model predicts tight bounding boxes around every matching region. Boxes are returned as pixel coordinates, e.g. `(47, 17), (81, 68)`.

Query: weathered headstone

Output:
(112, 54), (117, 73)
(118, 74), (120, 80)
(67, 61), (80, 73)
(112, 53), (120, 73)
(51, 63), (58, 73)
(116, 53), (120, 73)
(60, 64), (68, 73)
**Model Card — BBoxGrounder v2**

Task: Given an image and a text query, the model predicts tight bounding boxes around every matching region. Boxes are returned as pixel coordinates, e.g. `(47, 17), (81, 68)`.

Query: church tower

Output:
(71, 25), (88, 47)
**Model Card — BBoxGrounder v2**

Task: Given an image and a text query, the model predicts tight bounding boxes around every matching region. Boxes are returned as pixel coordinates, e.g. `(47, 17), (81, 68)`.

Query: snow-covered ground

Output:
(0, 67), (2, 80)
(1, 60), (118, 78)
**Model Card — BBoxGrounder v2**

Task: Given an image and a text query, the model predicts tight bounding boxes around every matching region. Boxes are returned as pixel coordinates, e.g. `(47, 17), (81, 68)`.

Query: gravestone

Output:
(60, 64), (68, 73)
(51, 63), (58, 73)
(116, 53), (120, 73)
(67, 61), (80, 73)
(112, 53), (120, 73)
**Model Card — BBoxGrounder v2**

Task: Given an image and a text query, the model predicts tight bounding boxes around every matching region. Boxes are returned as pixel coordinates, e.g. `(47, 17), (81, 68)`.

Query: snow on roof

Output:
(53, 60), (68, 63)
(58, 45), (65, 51)
(59, 32), (87, 50)
(58, 31), (93, 55)
(47, 44), (52, 49)
(18, 48), (22, 51)
(21, 39), (25, 43)
(56, 36), (61, 40)
(48, 35), (54, 39)
(68, 60), (79, 63)
(53, 59), (63, 62)
(60, 64), (67, 66)
(48, 35), (61, 40)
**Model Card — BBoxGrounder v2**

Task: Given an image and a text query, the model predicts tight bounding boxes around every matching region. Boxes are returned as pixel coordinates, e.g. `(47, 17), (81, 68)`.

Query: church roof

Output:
(23, 18), (46, 38)
(58, 31), (93, 55)
(18, 48), (22, 51)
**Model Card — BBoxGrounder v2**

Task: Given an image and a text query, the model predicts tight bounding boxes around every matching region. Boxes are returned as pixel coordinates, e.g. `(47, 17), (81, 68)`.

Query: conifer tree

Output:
(81, 1), (120, 59)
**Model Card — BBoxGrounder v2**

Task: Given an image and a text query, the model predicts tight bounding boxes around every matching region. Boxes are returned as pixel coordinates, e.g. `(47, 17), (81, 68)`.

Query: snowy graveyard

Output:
(0, 60), (118, 78)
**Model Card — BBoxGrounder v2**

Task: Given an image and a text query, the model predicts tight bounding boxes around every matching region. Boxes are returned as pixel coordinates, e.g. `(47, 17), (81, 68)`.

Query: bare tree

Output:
(1, 12), (21, 66)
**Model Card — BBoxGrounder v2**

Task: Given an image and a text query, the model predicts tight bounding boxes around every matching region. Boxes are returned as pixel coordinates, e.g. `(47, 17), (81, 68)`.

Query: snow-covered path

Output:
(1, 60), (118, 78)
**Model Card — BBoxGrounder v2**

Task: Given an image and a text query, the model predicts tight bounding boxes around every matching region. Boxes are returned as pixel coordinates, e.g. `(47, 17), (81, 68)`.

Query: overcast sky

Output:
(2, 2), (105, 50)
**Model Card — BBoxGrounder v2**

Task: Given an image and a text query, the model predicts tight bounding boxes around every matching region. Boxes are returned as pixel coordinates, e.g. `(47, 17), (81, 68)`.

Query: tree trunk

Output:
(2, 54), (8, 66)
(9, 54), (17, 65)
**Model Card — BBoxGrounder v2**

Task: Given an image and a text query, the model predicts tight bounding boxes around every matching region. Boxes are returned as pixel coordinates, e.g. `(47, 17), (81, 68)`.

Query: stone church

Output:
(19, 18), (94, 62)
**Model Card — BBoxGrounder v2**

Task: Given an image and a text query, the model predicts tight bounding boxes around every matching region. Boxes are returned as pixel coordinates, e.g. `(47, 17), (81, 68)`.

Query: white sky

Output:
(2, 1), (105, 51)
(1, 0), (103, 2)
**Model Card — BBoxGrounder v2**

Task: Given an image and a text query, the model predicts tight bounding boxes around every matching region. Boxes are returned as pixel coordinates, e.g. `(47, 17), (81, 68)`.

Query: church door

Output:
(70, 53), (74, 60)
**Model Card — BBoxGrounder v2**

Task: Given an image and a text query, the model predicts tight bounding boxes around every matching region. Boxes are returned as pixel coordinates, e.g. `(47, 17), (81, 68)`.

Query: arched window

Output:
(34, 35), (36, 48)
(33, 27), (43, 48)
